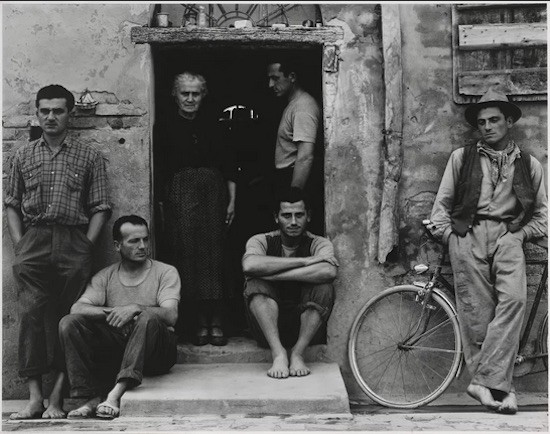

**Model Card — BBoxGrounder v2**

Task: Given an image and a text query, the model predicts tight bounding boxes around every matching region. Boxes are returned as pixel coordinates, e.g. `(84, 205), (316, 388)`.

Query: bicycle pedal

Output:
(426, 303), (437, 310)
(413, 281), (428, 288)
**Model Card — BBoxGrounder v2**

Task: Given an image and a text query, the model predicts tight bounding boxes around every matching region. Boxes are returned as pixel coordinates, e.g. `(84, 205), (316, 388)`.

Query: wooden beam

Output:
(456, 3), (543, 10)
(131, 26), (343, 45)
(459, 23), (547, 49)
(378, 4), (403, 264)
(458, 67), (547, 95)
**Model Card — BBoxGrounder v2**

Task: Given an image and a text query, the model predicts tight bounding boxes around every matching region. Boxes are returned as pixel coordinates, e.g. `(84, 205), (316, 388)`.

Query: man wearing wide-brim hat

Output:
(428, 88), (548, 414)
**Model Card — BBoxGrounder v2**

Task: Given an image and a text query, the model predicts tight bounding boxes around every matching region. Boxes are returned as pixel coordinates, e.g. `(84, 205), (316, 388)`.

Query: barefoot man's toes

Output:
(42, 403), (66, 419)
(497, 392), (518, 415)
(289, 353), (310, 377)
(268, 353), (289, 379)
(467, 384), (501, 411)
(9, 401), (46, 420)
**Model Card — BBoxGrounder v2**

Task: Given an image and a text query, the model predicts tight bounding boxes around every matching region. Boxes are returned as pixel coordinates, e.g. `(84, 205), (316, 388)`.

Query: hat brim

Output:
(465, 101), (522, 127)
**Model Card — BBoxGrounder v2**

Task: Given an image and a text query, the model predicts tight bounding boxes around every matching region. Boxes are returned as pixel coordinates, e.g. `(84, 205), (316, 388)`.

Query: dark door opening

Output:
(152, 45), (325, 340)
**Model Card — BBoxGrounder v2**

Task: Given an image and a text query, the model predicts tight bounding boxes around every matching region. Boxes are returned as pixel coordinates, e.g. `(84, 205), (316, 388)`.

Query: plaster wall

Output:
(2, 4), (152, 398)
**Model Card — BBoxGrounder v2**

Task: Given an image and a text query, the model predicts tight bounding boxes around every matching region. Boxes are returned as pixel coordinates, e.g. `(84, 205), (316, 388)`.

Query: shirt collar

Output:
(38, 134), (71, 149)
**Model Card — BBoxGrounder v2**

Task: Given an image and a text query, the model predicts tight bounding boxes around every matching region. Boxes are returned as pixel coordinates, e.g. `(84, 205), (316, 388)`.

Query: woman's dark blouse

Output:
(155, 109), (237, 196)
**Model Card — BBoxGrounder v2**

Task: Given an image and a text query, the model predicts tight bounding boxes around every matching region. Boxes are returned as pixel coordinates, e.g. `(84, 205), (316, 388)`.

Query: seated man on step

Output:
(59, 215), (180, 419)
(242, 187), (338, 379)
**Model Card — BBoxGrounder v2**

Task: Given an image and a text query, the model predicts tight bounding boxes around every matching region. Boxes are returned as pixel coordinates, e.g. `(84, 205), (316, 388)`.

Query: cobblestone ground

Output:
(2, 405), (548, 432)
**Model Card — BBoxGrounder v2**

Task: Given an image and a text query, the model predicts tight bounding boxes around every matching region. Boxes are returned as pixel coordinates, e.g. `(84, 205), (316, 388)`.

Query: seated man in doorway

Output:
(242, 187), (338, 379)
(59, 215), (180, 419)
(428, 88), (547, 414)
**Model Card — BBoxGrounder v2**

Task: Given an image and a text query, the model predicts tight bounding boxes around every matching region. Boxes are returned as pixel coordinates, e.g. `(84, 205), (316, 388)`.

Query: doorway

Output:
(152, 45), (325, 340)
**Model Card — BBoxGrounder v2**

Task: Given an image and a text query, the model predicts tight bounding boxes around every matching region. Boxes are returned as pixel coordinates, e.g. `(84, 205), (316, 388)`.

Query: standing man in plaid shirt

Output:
(5, 84), (112, 419)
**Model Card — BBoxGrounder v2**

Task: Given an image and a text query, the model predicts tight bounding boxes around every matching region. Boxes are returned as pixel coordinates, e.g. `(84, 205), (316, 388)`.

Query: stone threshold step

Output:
(122, 362), (351, 417)
(177, 336), (327, 364)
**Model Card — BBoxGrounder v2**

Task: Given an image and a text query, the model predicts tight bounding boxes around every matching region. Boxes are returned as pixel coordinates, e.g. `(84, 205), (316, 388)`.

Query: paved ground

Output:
(2, 401), (548, 432)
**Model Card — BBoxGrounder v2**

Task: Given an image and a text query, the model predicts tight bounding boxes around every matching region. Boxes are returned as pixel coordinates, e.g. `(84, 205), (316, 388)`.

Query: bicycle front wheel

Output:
(348, 285), (462, 409)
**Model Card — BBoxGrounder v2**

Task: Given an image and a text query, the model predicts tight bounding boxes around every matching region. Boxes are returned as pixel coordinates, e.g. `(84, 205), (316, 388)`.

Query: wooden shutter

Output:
(452, 3), (547, 103)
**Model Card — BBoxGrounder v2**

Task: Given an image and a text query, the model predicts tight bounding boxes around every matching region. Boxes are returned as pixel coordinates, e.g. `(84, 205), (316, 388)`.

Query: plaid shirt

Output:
(5, 136), (111, 226)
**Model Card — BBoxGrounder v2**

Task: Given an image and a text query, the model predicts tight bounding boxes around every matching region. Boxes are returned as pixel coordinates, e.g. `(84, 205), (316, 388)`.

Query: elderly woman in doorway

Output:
(161, 71), (236, 346)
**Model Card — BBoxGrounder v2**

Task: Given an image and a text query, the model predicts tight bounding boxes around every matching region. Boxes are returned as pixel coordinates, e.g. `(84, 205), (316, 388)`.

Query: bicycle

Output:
(348, 220), (548, 409)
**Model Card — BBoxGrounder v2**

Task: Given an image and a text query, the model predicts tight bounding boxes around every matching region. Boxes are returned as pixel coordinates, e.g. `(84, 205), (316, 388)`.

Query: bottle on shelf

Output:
(198, 6), (207, 27)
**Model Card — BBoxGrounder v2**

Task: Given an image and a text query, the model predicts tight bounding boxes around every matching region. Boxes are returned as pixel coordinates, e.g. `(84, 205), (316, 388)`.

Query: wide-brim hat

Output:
(464, 88), (522, 127)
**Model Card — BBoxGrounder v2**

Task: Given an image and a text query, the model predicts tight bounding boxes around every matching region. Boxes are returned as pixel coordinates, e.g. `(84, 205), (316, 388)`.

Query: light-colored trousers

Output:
(448, 220), (526, 393)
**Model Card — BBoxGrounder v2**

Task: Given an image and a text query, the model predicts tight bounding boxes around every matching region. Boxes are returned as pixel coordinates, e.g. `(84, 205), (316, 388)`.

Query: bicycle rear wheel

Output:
(539, 312), (548, 370)
(348, 285), (462, 409)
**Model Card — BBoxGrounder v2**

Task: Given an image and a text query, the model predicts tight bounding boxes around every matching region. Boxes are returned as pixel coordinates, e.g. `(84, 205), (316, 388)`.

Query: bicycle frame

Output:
(418, 227), (548, 374)
(402, 246), (458, 351)
(518, 261), (548, 362)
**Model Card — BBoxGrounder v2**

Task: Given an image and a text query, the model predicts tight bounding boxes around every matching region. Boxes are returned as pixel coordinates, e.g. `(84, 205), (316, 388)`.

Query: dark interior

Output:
(152, 45), (325, 339)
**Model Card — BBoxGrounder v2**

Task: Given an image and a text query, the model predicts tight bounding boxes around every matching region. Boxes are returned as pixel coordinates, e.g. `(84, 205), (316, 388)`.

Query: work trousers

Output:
(59, 311), (177, 398)
(12, 225), (93, 377)
(448, 220), (526, 393)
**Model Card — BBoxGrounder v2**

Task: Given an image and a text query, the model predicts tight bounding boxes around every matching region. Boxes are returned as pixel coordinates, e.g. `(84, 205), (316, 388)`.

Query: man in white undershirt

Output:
(59, 215), (180, 419)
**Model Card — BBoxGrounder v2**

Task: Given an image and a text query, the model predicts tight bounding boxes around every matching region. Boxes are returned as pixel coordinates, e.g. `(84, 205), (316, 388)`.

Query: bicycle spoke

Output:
(371, 344), (400, 391)
(355, 343), (398, 361)
(404, 349), (433, 397)
(408, 349), (448, 380)
(412, 316), (456, 342)
(349, 287), (462, 408)
(403, 345), (460, 355)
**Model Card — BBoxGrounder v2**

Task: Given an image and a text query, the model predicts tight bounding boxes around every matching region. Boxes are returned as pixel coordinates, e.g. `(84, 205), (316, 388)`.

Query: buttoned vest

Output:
(451, 144), (535, 236)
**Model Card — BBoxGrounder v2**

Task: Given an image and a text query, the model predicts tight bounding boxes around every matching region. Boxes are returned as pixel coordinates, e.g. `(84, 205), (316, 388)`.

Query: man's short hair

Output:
(112, 215), (149, 241)
(269, 58), (303, 80)
(35, 85), (75, 111)
(275, 187), (311, 213)
(172, 71), (208, 97)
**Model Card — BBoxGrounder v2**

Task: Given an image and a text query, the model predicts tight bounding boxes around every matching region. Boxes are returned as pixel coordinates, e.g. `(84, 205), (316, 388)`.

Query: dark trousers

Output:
(12, 225), (93, 377)
(243, 278), (334, 348)
(59, 312), (177, 398)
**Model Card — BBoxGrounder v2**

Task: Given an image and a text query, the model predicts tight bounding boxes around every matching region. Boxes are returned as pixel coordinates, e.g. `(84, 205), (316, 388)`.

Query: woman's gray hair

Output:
(171, 72), (208, 97)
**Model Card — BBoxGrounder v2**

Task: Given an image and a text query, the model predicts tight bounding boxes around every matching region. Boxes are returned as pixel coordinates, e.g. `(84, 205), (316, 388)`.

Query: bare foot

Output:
(467, 384), (501, 411)
(267, 353), (289, 379)
(42, 401), (66, 419)
(289, 352), (311, 377)
(9, 400), (45, 420)
(496, 392), (518, 415)
(67, 397), (102, 419)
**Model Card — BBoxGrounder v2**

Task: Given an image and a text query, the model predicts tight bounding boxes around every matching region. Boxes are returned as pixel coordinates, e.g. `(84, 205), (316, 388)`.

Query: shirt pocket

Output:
(66, 163), (85, 192)
(20, 161), (42, 191)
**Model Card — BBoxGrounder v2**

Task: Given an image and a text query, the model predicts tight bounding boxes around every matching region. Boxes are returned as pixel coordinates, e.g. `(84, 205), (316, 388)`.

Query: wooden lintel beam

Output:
(131, 26), (343, 45)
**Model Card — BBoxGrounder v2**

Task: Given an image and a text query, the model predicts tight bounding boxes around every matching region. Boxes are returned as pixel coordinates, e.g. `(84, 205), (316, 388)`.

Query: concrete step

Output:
(176, 336), (328, 364)
(121, 362), (351, 417)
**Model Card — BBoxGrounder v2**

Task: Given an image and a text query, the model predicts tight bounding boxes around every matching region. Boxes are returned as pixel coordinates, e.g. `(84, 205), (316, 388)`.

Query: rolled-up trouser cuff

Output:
(116, 369), (142, 387)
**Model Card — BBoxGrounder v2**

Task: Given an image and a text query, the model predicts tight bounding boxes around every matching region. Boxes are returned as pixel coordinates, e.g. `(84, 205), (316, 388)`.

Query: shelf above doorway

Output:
(130, 26), (343, 48)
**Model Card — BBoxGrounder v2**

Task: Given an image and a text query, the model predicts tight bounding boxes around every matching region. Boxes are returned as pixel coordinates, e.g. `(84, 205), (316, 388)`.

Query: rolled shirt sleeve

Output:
(4, 149), (25, 209)
(86, 151), (112, 217)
